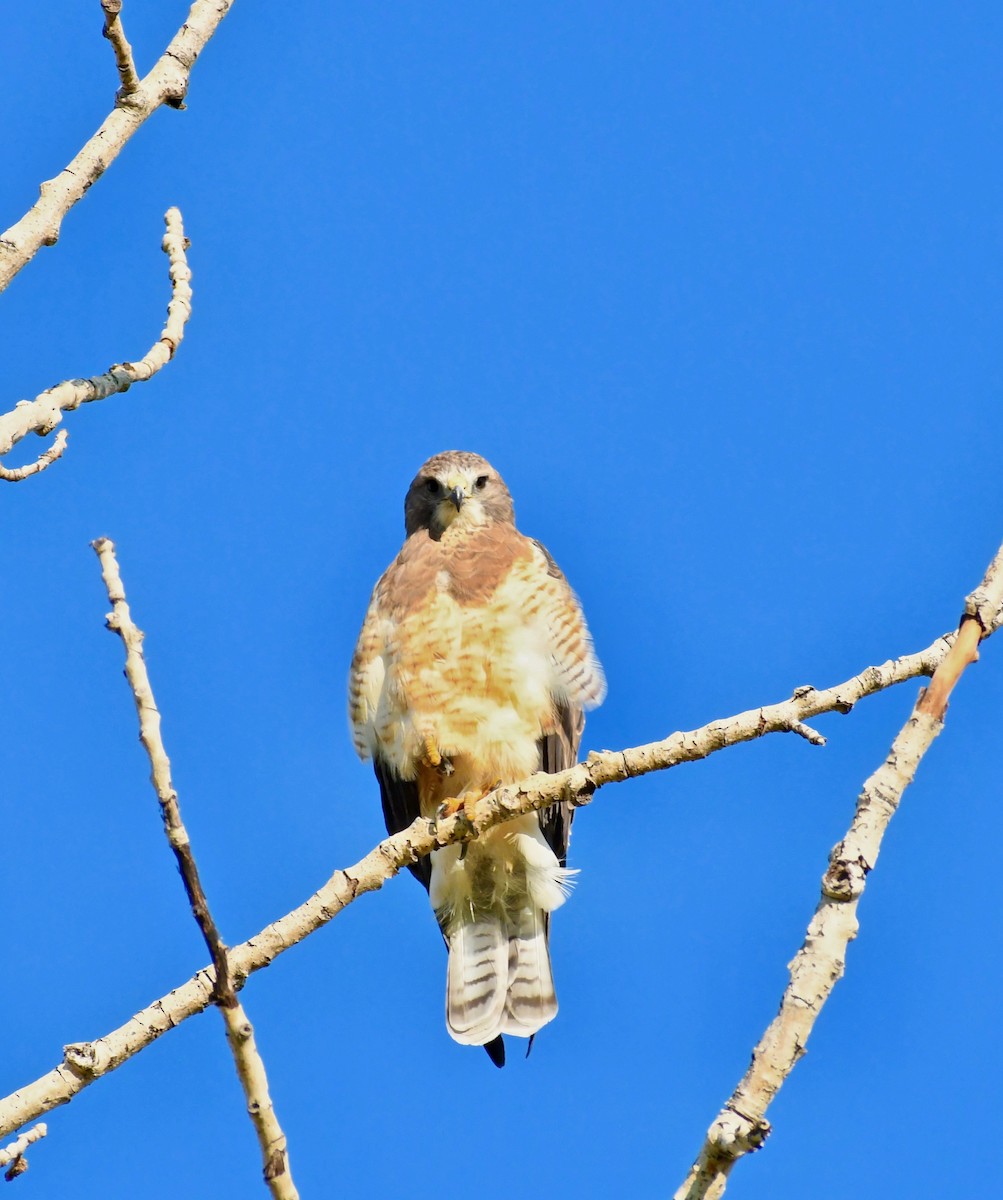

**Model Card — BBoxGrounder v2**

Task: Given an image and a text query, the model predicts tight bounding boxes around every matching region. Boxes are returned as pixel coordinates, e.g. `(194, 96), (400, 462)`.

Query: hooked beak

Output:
(448, 486), (465, 511)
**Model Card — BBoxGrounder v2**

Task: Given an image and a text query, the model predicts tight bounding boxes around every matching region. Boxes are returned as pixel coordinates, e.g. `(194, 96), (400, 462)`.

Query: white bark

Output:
(0, 0), (233, 293)
(673, 546), (1003, 1199)
(0, 627), (958, 1140)
(0, 1122), (47, 1180)
(0, 209), (192, 481)
(94, 539), (298, 1200)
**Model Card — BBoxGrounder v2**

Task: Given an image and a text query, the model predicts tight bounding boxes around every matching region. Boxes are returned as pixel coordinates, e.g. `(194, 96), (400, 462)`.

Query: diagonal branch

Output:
(0, 0), (233, 292)
(0, 208), (191, 483)
(100, 0), (141, 97)
(91, 540), (297, 1199)
(0, 627), (959, 1139)
(673, 541), (1003, 1200)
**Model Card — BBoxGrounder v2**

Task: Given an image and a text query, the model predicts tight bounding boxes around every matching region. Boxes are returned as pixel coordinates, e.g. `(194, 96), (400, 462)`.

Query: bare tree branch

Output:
(0, 628), (957, 1139)
(673, 541), (1003, 1200)
(0, 1123), (47, 1181)
(0, 208), (192, 482)
(0, 0), (233, 292)
(92, 539), (297, 1199)
(0, 430), (69, 483)
(100, 0), (141, 98)
(918, 555), (1003, 718)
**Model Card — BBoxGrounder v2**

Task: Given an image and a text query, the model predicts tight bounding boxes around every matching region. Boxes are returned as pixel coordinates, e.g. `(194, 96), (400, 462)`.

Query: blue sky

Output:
(3, 3), (1002, 1197)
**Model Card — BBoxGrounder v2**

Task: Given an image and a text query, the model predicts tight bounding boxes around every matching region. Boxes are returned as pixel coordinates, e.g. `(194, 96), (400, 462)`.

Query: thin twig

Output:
(0, 430), (68, 483)
(0, 1123), (46, 1181)
(0, 0), (233, 291)
(787, 718), (825, 745)
(673, 540), (1003, 1200)
(0, 209), (192, 482)
(91, 539), (298, 1200)
(100, 0), (141, 97)
(0, 627), (956, 1139)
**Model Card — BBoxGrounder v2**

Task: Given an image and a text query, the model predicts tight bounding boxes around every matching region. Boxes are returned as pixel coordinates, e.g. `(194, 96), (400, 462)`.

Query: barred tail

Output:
(445, 907), (557, 1046)
(446, 918), (508, 1045)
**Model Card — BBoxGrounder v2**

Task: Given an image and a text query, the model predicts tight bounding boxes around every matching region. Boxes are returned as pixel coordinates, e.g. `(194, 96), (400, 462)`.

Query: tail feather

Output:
(501, 907), (557, 1036)
(445, 907), (558, 1046)
(446, 919), (508, 1045)
(434, 816), (569, 1054)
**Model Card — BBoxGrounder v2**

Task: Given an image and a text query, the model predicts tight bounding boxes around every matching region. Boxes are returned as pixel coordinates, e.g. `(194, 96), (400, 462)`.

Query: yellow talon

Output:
(437, 780), (501, 820)
(438, 791), (474, 819)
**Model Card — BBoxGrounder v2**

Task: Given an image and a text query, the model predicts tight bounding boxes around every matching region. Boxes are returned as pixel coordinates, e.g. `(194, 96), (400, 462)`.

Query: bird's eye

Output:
(425, 478), (441, 496)
(474, 475), (489, 491)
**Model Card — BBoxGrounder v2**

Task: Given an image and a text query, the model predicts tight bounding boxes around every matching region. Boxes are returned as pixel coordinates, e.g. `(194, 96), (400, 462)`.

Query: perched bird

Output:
(349, 451), (604, 1066)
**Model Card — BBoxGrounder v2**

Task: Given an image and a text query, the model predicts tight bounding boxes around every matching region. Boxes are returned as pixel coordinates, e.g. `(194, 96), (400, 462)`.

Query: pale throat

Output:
(434, 497), (490, 535)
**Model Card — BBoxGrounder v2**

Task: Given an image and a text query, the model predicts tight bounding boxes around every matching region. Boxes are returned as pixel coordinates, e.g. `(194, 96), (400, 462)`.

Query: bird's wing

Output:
(374, 756), (429, 890)
(537, 700), (585, 867)
(349, 578), (431, 888)
(348, 582), (386, 761)
(529, 538), (605, 712)
(528, 538), (604, 865)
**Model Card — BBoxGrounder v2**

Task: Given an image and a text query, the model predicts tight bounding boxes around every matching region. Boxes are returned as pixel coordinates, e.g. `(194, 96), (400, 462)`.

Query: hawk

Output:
(349, 451), (604, 1066)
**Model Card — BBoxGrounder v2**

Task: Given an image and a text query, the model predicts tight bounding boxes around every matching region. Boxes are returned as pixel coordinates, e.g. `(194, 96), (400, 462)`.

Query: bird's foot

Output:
(432, 795), (477, 842)
(437, 791), (476, 820)
(436, 779), (501, 821)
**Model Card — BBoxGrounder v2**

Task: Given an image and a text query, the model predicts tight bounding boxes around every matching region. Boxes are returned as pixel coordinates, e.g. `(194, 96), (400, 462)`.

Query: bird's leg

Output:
(421, 733), (442, 768)
(420, 733), (454, 776)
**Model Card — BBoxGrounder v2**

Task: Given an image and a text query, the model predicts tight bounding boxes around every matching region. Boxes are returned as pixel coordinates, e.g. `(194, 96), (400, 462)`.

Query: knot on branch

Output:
(63, 1041), (108, 1078)
(264, 1149), (288, 1181)
(585, 749), (625, 788)
(965, 585), (1003, 636)
(571, 776), (597, 807)
(707, 1107), (771, 1158)
(822, 849), (868, 901)
(113, 86), (148, 110)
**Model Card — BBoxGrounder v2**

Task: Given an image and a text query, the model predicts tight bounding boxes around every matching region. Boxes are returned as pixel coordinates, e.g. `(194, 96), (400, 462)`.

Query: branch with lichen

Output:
(0, 208), (191, 482)
(91, 539), (297, 1200)
(0, 616), (967, 1140)
(672, 542), (1003, 1200)
(0, 0), (233, 292)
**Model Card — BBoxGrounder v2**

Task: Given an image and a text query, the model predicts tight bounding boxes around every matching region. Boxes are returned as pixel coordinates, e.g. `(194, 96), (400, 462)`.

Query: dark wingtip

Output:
(483, 1036), (506, 1068)
(526, 1033), (535, 1059)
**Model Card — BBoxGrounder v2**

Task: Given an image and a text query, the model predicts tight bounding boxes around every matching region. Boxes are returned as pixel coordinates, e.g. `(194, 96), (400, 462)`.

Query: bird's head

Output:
(404, 451), (514, 538)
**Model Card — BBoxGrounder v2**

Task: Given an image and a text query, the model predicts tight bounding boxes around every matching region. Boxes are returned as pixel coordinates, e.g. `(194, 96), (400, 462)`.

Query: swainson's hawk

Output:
(349, 451), (604, 1066)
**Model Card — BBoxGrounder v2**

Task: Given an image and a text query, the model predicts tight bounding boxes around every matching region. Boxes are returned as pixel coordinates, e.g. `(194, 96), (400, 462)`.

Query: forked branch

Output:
(100, 0), (141, 97)
(0, 1123), (47, 1182)
(0, 619), (960, 1139)
(92, 540), (297, 1199)
(0, 0), (233, 292)
(0, 209), (191, 482)
(673, 541), (1003, 1200)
